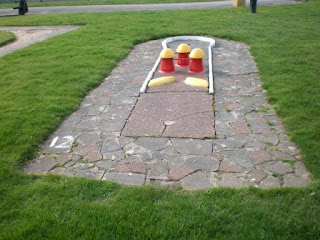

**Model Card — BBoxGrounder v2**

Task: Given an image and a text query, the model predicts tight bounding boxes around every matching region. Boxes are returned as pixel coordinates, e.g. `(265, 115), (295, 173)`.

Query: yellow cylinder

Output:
(189, 48), (205, 59)
(160, 48), (175, 59)
(176, 43), (191, 53)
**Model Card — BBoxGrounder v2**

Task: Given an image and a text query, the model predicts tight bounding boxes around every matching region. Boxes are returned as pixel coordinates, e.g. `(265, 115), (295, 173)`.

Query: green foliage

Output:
(0, 179), (319, 239)
(0, 1), (320, 238)
(257, 107), (269, 113)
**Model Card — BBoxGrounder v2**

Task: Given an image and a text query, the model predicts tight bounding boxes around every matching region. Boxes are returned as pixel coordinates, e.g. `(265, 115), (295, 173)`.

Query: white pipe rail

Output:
(140, 36), (215, 94)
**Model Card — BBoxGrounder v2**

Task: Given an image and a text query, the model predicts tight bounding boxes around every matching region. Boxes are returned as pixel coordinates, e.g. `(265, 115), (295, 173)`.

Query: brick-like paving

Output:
(24, 37), (311, 189)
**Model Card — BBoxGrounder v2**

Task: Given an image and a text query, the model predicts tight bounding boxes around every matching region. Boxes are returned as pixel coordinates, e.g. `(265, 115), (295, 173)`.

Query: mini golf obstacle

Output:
(122, 36), (216, 139)
(176, 43), (191, 67)
(140, 36), (215, 94)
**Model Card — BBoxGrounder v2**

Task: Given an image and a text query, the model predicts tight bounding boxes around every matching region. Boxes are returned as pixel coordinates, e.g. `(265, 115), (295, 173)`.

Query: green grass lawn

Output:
(0, 1), (319, 239)
(0, 30), (15, 46)
(0, 0), (222, 9)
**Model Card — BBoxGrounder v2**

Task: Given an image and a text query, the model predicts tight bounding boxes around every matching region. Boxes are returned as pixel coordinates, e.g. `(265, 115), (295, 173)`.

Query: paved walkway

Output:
(25, 37), (311, 189)
(0, 0), (296, 16)
(0, 26), (79, 57)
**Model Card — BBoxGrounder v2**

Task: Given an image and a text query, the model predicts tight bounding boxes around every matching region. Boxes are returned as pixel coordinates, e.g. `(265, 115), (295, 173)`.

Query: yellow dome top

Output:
(160, 48), (175, 59)
(176, 43), (191, 53)
(189, 48), (205, 59)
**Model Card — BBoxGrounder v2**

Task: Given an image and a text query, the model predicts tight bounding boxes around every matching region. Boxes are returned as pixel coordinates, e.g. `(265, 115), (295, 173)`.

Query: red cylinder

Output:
(189, 59), (204, 73)
(177, 53), (190, 67)
(160, 58), (175, 73)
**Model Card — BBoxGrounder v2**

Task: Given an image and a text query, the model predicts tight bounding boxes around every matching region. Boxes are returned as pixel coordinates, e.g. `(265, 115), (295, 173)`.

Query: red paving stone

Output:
(163, 111), (214, 139)
(219, 161), (243, 173)
(85, 152), (102, 162)
(247, 169), (268, 183)
(168, 168), (197, 180)
(121, 113), (165, 137)
(254, 129), (275, 137)
(248, 150), (274, 164)
(115, 163), (147, 174)
(122, 92), (214, 139)
(74, 144), (100, 155)
(230, 121), (251, 134)
(225, 103), (241, 110)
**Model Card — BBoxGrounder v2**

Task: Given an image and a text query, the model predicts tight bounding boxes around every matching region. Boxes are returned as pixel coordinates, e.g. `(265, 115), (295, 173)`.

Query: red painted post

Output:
(159, 48), (175, 73)
(176, 43), (191, 67)
(189, 48), (205, 73)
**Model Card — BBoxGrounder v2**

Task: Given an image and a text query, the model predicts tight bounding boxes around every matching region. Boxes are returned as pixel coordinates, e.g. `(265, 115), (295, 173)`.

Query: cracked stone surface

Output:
(24, 38), (311, 189)
(122, 92), (214, 139)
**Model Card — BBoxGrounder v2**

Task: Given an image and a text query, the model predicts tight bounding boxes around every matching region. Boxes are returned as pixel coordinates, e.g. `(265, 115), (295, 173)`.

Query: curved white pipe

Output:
(140, 36), (215, 94)
(161, 36), (215, 48)
(140, 56), (161, 93)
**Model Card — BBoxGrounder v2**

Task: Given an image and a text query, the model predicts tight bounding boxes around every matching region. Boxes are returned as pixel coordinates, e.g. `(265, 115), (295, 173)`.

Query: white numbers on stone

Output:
(50, 137), (59, 147)
(49, 136), (74, 149)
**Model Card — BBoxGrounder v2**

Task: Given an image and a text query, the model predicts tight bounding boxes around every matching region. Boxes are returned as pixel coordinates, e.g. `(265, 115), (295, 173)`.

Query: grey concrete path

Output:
(24, 37), (311, 189)
(0, 0), (296, 16)
(0, 26), (79, 57)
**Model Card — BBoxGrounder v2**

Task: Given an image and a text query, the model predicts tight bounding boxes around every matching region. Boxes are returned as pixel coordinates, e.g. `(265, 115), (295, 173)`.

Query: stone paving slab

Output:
(122, 92), (214, 139)
(24, 37), (311, 189)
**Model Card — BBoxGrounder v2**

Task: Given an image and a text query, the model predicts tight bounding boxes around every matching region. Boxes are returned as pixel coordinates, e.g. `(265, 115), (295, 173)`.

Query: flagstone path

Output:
(24, 37), (311, 189)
